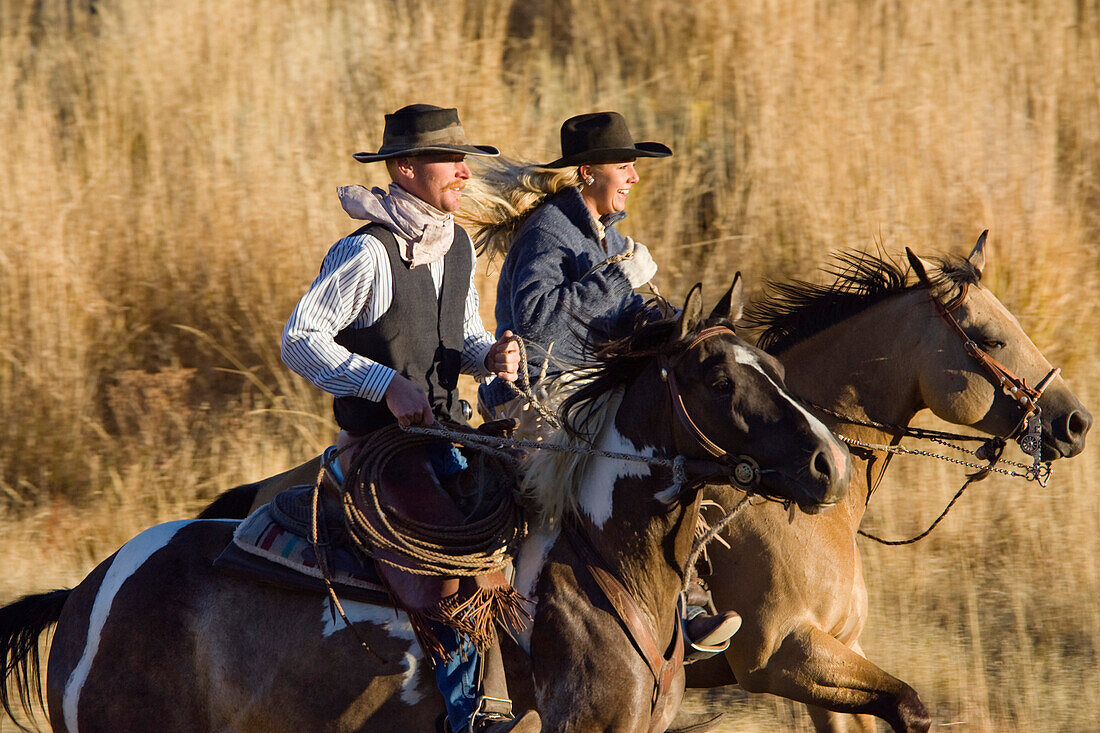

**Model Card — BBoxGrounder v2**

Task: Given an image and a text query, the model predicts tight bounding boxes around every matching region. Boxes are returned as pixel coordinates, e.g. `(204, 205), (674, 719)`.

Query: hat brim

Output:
(542, 141), (672, 169)
(353, 143), (500, 163)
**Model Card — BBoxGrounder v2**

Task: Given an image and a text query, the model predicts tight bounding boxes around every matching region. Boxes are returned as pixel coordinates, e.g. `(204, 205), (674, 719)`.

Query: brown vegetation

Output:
(1, 0), (1097, 730)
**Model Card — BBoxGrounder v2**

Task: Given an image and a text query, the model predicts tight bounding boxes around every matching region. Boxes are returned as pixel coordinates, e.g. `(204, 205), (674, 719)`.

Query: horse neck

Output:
(776, 292), (928, 513)
(576, 365), (697, 634)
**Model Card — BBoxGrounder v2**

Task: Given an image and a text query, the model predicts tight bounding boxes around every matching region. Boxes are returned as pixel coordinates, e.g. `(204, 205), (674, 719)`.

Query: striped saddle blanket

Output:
(213, 485), (390, 605)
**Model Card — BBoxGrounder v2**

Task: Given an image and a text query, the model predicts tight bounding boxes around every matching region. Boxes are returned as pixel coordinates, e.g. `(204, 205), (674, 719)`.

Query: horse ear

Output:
(905, 247), (935, 287)
(709, 272), (745, 323)
(678, 283), (705, 340)
(967, 230), (988, 278)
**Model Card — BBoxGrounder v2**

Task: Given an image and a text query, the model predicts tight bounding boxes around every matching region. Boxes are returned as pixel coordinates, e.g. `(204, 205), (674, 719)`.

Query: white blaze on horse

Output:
(0, 280), (851, 733)
(686, 236), (1091, 733)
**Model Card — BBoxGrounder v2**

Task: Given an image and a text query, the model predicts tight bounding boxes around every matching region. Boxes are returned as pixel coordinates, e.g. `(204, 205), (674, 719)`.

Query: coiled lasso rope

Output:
(340, 424), (527, 577)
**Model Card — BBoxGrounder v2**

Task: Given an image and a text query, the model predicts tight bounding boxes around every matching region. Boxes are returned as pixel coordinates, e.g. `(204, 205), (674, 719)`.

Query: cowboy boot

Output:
(683, 606), (742, 663)
(682, 578), (740, 663)
(468, 640), (541, 733)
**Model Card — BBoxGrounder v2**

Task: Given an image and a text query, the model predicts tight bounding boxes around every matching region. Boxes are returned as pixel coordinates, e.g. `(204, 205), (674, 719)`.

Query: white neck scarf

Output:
(337, 183), (454, 268)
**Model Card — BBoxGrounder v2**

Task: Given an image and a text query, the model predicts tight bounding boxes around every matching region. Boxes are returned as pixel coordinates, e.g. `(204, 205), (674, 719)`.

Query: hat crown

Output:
(382, 105), (467, 148)
(559, 112), (636, 162)
(542, 111), (670, 168)
(353, 104), (500, 162)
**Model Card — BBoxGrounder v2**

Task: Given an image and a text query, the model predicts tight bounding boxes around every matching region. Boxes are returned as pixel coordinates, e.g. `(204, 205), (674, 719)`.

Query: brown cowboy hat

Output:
(543, 111), (672, 168)
(352, 104), (500, 163)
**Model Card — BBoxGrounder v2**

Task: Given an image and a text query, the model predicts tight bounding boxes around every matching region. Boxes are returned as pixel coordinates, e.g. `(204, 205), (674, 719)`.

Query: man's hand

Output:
(485, 330), (521, 382)
(384, 374), (434, 427)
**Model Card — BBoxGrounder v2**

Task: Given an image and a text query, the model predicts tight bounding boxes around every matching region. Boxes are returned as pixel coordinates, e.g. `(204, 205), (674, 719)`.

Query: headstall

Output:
(656, 326), (761, 491)
(927, 279), (1059, 472)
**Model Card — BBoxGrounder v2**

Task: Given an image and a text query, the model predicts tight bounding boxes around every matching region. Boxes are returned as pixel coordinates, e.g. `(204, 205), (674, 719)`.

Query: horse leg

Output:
(799, 639), (880, 733)
(731, 627), (930, 733)
(806, 703), (877, 733)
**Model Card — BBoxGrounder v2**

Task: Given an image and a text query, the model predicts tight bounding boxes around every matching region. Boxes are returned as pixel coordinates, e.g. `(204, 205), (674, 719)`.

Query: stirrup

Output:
(470, 694), (514, 724)
(468, 708), (541, 733)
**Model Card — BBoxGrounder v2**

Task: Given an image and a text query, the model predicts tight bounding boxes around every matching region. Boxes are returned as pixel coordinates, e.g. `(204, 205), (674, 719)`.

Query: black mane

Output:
(742, 250), (981, 355)
(558, 301), (733, 439)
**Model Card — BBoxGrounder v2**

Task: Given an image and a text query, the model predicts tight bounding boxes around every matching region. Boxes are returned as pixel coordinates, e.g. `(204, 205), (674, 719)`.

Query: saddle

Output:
(213, 478), (391, 606)
(215, 421), (530, 663)
(340, 424), (529, 661)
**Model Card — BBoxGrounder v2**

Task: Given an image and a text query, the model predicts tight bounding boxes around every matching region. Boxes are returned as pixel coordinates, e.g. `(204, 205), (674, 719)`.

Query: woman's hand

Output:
(619, 239), (658, 288)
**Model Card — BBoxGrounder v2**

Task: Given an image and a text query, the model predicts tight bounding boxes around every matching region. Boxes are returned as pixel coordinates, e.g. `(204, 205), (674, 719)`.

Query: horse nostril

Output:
(811, 449), (833, 483)
(1059, 409), (1092, 445)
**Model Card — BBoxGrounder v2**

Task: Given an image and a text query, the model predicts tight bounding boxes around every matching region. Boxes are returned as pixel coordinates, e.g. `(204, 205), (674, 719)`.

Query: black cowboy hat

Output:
(543, 111), (672, 168)
(353, 104), (500, 163)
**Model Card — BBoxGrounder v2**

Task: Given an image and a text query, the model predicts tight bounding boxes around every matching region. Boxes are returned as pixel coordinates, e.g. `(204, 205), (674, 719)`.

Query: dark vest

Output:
(333, 223), (472, 434)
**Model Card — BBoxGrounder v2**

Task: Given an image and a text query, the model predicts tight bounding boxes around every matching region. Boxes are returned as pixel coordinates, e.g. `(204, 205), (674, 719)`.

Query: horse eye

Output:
(713, 378), (733, 393)
(981, 337), (1005, 350)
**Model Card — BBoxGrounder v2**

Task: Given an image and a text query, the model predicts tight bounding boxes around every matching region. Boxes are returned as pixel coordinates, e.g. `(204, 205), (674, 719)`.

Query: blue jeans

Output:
(430, 621), (480, 732)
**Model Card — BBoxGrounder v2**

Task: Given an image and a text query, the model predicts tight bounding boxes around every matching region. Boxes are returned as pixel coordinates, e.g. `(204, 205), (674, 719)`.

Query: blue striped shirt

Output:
(281, 228), (495, 402)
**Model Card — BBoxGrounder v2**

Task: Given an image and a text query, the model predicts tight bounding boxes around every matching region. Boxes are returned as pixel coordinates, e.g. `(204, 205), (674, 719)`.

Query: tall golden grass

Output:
(1, 0), (1097, 730)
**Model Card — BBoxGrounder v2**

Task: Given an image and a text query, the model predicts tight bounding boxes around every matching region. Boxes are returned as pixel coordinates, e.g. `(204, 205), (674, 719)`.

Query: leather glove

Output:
(617, 239), (658, 288)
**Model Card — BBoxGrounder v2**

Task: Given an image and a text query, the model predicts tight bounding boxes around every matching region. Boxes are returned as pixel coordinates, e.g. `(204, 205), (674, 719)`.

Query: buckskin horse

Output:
(685, 236), (1091, 733)
(0, 280), (851, 732)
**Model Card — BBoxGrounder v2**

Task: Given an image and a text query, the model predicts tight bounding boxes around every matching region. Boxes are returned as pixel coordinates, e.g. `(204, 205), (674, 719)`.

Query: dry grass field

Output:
(1, 0), (1098, 730)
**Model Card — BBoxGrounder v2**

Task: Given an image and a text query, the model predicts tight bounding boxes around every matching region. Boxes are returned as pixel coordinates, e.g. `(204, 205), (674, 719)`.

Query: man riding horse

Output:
(280, 104), (538, 733)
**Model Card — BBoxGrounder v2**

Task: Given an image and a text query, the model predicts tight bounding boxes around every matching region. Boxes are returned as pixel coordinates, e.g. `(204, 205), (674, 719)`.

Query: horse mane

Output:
(742, 249), (981, 354)
(458, 157), (581, 264)
(520, 302), (725, 527)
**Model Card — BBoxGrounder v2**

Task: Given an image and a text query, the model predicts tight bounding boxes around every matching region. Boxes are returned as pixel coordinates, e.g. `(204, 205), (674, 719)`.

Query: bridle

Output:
(656, 325), (762, 491)
(825, 275), (1063, 545)
(925, 278), (1060, 458)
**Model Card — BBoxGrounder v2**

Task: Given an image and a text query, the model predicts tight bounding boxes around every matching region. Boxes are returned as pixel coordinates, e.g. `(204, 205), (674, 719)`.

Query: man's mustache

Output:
(444, 180), (467, 192)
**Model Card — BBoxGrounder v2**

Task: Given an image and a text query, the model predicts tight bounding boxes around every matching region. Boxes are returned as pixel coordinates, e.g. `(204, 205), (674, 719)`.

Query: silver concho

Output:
(733, 461), (756, 487)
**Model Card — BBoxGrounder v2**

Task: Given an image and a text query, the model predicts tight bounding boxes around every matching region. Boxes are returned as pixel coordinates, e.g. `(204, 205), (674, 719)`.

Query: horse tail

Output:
(0, 588), (69, 728)
(197, 482), (261, 520)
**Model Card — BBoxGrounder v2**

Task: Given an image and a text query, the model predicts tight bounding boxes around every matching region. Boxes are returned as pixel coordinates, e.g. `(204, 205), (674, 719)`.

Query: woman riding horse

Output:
(467, 111), (742, 660)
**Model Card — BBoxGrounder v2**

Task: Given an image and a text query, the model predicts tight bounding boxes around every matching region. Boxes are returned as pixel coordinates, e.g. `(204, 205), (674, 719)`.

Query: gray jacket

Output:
(481, 186), (645, 408)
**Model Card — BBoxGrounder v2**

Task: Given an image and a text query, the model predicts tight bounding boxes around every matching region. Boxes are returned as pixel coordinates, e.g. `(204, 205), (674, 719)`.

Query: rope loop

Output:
(341, 424), (527, 577)
(501, 335), (561, 429)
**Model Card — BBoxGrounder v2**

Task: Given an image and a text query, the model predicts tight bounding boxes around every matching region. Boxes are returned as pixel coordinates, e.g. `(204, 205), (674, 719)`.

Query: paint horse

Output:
(0, 280), (851, 732)
(687, 237), (1091, 733)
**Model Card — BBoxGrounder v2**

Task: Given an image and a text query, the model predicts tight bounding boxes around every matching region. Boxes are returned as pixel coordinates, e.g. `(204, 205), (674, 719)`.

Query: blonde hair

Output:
(459, 157), (582, 263)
